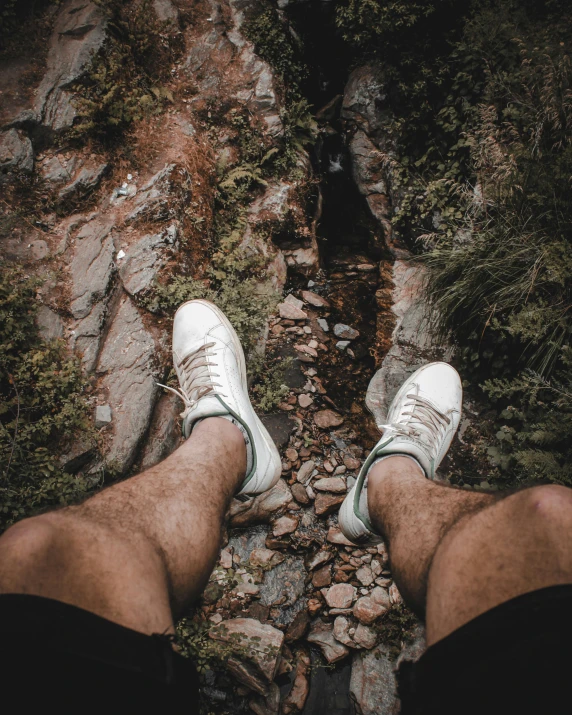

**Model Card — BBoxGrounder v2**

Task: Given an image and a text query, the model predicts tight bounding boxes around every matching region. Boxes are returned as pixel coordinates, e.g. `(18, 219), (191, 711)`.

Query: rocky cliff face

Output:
(0, 1), (433, 713)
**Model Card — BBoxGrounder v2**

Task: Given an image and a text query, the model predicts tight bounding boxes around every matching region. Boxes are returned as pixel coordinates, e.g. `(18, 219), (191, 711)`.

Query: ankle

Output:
(368, 455), (425, 494)
(192, 417), (247, 482)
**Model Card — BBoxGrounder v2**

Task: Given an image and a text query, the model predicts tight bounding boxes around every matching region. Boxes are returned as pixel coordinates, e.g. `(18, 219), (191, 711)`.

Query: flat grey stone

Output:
(317, 318), (329, 332)
(349, 645), (397, 715)
(70, 218), (115, 319)
(0, 129), (33, 174)
(71, 301), (106, 372)
(58, 162), (108, 201)
(336, 340), (350, 352)
(96, 297), (158, 473)
(95, 404), (112, 428)
(119, 229), (174, 296)
(334, 324), (359, 340)
(139, 392), (182, 470)
(36, 305), (64, 341)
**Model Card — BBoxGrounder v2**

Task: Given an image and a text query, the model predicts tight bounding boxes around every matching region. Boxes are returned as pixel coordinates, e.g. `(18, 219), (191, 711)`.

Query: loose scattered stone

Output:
(282, 650), (310, 713)
(291, 483), (310, 505)
(356, 565), (374, 586)
(389, 583), (403, 605)
(307, 599), (322, 616)
(301, 290), (330, 308)
(296, 460), (315, 484)
(312, 564), (332, 588)
(0, 129), (34, 174)
(314, 492), (345, 516)
(317, 318), (329, 332)
(298, 394), (313, 408)
(230, 480), (293, 527)
(220, 547), (233, 569)
(327, 526), (356, 546)
(285, 609), (310, 643)
(284, 294), (304, 310)
(285, 448), (298, 462)
(314, 410), (344, 428)
(325, 584), (356, 609)
(353, 596), (388, 625)
(295, 344), (318, 358)
(250, 548), (285, 569)
(279, 302), (307, 320)
(313, 477), (347, 493)
(307, 622), (349, 664)
(334, 324), (360, 340)
(306, 549), (333, 571)
(336, 340), (351, 351)
(333, 616), (356, 648)
(343, 455), (361, 471)
(272, 514), (299, 537)
(353, 624), (377, 649)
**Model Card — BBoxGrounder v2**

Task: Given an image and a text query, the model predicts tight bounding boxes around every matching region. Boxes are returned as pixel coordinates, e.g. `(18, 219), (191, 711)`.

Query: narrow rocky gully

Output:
(0, 1), (453, 713)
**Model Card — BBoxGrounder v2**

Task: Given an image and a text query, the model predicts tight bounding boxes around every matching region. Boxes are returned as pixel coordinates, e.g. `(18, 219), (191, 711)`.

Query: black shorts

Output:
(398, 584), (572, 714)
(2, 586), (572, 713)
(0, 593), (200, 711)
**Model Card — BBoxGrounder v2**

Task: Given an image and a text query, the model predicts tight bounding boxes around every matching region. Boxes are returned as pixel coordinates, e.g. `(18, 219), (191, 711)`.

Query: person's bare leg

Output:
(368, 456), (496, 613)
(368, 456), (572, 645)
(0, 416), (245, 635)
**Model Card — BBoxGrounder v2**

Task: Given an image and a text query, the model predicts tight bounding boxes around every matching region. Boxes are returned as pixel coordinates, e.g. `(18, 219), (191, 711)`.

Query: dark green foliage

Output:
(0, 268), (94, 531)
(336, 0), (572, 487)
(243, 1), (308, 100)
(377, 604), (418, 661)
(72, 0), (180, 142)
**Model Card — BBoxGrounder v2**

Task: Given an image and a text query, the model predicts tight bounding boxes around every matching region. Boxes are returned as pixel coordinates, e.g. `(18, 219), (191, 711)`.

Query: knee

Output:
(0, 515), (63, 574)
(516, 484), (572, 524)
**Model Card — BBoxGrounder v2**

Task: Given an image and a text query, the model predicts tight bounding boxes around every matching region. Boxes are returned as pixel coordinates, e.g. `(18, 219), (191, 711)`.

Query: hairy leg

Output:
(0, 417), (245, 635)
(368, 457), (496, 612)
(368, 457), (572, 645)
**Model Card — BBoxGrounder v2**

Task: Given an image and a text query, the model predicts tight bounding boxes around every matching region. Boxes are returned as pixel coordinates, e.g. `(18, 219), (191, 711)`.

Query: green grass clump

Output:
(0, 268), (95, 531)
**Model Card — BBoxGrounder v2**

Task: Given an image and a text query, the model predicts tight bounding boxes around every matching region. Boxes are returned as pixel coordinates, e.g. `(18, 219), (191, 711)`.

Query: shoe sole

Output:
(175, 299), (281, 497)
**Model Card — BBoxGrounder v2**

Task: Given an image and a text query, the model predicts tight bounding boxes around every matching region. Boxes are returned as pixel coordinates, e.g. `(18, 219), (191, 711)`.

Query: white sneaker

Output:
(339, 362), (462, 543)
(159, 299), (282, 499)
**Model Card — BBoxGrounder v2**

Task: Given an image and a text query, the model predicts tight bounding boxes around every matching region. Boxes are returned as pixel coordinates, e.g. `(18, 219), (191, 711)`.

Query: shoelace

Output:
(157, 342), (224, 419)
(380, 393), (450, 452)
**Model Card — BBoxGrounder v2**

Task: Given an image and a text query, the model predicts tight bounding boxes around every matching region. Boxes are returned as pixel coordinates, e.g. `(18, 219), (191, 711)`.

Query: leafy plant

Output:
(0, 267), (95, 531)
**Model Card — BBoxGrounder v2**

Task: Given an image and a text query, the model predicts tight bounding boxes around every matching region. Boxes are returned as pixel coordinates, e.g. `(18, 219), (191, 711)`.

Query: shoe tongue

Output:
(182, 395), (228, 438)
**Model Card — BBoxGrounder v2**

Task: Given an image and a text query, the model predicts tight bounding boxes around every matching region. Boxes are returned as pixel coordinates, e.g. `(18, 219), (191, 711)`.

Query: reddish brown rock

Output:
(353, 596), (388, 625)
(279, 302), (308, 320)
(295, 344), (318, 358)
(282, 650), (310, 714)
(313, 477), (347, 493)
(291, 482), (311, 505)
(296, 460), (315, 484)
(315, 492), (345, 516)
(389, 583), (403, 605)
(285, 447), (299, 462)
(314, 410), (344, 428)
(298, 393), (314, 408)
(308, 598), (322, 616)
(325, 583), (356, 609)
(327, 526), (356, 546)
(353, 623), (377, 649)
(343, 455), (361, 471)
(307, 621), (349, 664)
(301, 290), (330, 308)
(312, 564), (332, 588)
(285, 609), (310, 643)
(272, 514), (299, 537)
